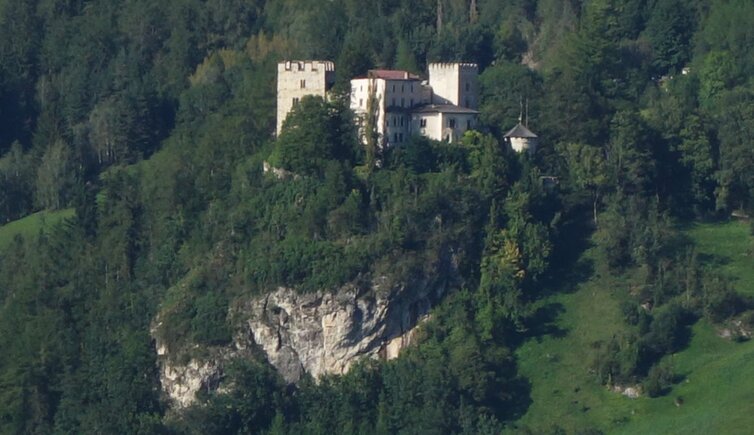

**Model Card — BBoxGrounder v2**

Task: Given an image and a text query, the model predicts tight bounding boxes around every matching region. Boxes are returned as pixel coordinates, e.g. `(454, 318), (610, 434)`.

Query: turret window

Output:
(300, 79), (306, 88)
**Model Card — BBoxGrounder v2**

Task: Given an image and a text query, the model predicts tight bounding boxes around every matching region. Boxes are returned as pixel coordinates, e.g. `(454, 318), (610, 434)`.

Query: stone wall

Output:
(276, 60), (335, 135)
(428, 63), (478, 109)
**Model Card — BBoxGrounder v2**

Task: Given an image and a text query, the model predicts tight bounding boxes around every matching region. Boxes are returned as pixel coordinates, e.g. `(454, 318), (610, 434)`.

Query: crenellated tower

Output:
(427, 63), (478, 110)
(276, 60), (335, 135)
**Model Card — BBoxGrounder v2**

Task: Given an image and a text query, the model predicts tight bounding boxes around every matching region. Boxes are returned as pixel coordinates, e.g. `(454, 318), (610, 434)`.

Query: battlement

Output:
(278, 60), (335, 73)
(428, 62), (478, 71)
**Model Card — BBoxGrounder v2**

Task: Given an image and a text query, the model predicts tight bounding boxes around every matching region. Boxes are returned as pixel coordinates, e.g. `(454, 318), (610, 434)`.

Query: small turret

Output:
(505, 98), (538, 154)
(504, 122), (538, 154)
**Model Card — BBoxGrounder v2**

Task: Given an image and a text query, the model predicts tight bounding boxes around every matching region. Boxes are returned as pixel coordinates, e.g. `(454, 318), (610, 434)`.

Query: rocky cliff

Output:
(155, 275), (449, 408)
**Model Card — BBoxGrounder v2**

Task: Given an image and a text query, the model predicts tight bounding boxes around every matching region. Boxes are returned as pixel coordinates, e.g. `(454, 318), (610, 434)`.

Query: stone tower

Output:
(276, 60), (335, 135)
(427, 63), (478, 110)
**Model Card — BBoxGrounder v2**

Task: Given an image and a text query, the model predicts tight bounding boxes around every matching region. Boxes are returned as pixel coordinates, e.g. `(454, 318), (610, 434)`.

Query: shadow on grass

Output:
(525, 302), (568, 342)
(697, 252), (732, 269)
(500, 375), (533, 421)
(539, 206), (596, 298)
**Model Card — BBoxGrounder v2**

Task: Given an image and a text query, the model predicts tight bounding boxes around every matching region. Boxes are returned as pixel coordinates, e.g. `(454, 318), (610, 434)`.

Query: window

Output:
(399, 133), (404, 142)
(411, 84), (414, 92)
(465, 98), (470, 108)
(420, 118), (427, 128)
(392, 84), (396, 92)
(401, 84), (404, 92)
(467, 120), (472, 129)
(292, 97), (300, 105)
(394, 133), (398, 142)
(410, 98), (414, 107)
(359, 99), (363, 107)
(393, 116), (397, 126)
(465, 82), (470, 91)
(300, 79), (306, 89)
(401, 97), (405, 107)
(392, 98), (396, 106)
(448, 118), (456, 128)
(400, 117), (404, 127)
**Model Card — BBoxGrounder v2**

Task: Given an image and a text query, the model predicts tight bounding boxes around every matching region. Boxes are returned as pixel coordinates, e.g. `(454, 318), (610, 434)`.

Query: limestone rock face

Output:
(155, 276), (447, 407)
(154, 330), (254, 409)
(239, 279), (434, 383)
(158, 351), (220, 409)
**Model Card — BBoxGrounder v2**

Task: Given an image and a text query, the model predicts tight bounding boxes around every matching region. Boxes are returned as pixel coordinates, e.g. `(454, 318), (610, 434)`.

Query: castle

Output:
(277, 60), (536, 153)
(277, 61), (478, 146)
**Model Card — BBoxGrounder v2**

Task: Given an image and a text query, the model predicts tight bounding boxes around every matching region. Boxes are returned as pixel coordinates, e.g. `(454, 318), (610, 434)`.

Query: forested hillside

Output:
(1, 0), (754, 433)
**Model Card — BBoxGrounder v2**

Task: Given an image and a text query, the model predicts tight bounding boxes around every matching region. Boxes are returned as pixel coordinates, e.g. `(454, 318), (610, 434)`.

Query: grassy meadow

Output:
(511, 220), (754, 434)
(0, 209), (74, 251)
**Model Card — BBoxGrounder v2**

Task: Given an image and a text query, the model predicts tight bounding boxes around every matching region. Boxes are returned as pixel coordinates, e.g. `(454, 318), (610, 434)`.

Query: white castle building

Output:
(275, 61), (539, 154)
(276, 61), (479, 147)
(350, 63), (479, 147)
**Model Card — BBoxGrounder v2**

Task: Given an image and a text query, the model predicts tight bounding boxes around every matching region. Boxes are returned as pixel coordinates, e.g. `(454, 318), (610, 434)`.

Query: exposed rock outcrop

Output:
(153, 325), (255, 409)
(238, 278), (434, 383)
(155, 273), (452, 407)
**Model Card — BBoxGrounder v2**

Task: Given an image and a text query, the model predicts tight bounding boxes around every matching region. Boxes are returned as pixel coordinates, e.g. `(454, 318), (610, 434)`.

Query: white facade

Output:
(411, 106), (478, 142)
(276, 60), (335, 135)
(504, 123), (539, 154)
(351, 71), (428, 148)
(349, 64), (478, 148)
(428, 63), (479, 109)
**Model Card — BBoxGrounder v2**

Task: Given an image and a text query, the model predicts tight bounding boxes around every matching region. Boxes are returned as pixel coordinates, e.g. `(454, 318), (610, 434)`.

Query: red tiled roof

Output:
(367, 69), (421, 80)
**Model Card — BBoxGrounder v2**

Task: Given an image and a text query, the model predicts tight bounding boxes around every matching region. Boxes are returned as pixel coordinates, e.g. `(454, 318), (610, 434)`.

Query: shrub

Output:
(191, 292), (232, 346)
(643, 360), (675, 397)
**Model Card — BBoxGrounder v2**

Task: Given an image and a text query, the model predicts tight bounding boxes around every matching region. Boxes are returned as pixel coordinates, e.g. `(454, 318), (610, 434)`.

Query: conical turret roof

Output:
(504, 123), (538, 138)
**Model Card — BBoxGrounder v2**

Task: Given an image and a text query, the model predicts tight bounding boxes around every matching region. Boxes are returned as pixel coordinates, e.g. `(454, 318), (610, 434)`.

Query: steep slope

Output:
(512, 221), (754, 434)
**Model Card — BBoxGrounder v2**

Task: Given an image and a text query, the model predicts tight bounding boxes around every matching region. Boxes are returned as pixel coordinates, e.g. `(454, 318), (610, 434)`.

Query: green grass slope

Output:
(511, 221), (754, 434)
(0, 209), (74, 251)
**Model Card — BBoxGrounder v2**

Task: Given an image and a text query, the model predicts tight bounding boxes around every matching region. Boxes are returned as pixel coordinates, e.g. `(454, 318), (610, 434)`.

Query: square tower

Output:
(276, 60), (335, 135)
(427, 63), (478, 110)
